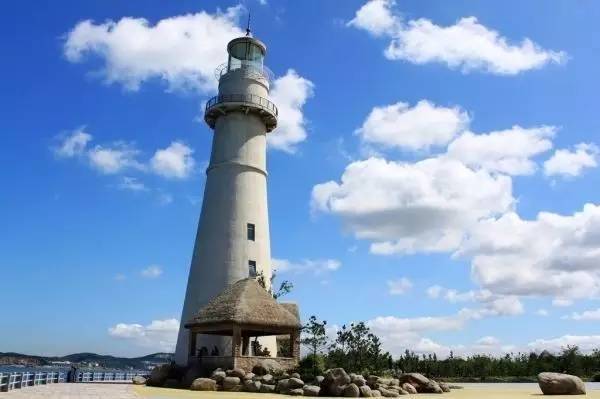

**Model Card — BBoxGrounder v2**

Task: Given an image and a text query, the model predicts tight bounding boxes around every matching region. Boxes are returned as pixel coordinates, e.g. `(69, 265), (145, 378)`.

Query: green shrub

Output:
(592, 373), (600, 382)
(298, 354), (326, 381)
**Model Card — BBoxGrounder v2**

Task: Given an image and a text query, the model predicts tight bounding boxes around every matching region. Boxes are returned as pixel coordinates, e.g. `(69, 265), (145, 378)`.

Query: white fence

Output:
(0, 370), (149, 392)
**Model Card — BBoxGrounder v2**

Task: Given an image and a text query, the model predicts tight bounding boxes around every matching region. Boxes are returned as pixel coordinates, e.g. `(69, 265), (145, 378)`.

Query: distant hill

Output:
(0, 352), (173, 370)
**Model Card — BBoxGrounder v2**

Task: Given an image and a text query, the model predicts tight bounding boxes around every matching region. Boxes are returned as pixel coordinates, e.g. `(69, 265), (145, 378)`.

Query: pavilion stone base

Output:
(190, 355), (298, 375)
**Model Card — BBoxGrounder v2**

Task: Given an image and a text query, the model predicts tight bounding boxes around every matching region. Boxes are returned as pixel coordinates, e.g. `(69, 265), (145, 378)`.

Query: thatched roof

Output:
(186, 278), (300, 330)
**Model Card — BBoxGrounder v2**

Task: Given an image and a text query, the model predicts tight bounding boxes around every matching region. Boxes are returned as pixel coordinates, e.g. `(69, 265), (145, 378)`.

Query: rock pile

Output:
(186, 366), (450, 396)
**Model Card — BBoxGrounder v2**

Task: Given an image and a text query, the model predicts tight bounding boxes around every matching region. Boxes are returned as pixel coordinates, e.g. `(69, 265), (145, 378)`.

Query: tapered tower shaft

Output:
(174, 36), (278, 365)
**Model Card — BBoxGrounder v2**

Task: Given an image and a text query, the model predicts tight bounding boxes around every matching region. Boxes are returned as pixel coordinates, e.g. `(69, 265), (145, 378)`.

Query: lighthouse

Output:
(174, 34), (278, 365)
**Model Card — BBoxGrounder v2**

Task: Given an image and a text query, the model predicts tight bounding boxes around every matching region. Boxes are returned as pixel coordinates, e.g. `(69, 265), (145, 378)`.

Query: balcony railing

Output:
(205, 93), (278, 117)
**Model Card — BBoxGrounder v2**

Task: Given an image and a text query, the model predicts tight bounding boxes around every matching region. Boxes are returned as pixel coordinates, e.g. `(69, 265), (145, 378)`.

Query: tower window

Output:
(247, 223), (255, 241)
(248, 260), (257, 277)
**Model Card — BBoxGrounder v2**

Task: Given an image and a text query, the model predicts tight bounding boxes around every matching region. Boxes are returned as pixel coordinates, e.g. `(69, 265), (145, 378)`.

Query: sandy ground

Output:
(134, 384), (600, 398)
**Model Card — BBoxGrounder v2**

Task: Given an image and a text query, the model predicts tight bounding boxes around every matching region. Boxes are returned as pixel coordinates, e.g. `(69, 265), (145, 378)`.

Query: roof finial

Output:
(246, 10), (251, 36)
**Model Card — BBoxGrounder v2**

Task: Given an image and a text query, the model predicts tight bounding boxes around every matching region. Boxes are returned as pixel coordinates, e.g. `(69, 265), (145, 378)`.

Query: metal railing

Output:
(215, 62), (275, 83)
(0, 370), (149, 392)
(205, 93), (278, 117)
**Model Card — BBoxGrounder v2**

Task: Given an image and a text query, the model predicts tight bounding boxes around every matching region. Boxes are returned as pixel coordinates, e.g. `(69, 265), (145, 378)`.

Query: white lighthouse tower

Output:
(174, 33), (278, 366)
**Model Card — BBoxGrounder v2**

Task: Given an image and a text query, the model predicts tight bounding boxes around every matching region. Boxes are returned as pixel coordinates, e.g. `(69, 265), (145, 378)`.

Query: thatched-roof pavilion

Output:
(184, 278), (301, 372)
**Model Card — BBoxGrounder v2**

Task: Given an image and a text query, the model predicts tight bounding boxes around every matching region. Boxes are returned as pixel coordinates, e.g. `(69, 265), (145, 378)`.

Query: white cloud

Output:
(88, 143), (143, 174)
(141, 265), (163, 279)
(426, 285), (443, 299)
(349, 0), (566, 75)
(552, 298), (574, 307)
(447, 126), (555, 175)
(273, 258), (341, 275)
(476, 336), (500, 347)
(150, 141), (195, 179)
(312, 156), (513, 254)
(118, 176), (147, 192)
(568, 308), (600, 321)
(357, 100), (469, 151)
(64, 7), (243, 92)
(528, 335), (600, 353)
(347, 0), (399, 37)
(53, 127), (92, 157)
(108, 318), (179, 352)
(543, 143), (599, 178)
(536, 309), (549, 317)
(387, 278), (412, 295)
(459, 204), (600, 301)
(268, 69), (314, 153)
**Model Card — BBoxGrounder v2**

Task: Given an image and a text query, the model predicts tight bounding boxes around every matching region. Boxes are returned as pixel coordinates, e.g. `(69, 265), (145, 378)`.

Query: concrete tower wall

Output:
(174, 47), (277, 365)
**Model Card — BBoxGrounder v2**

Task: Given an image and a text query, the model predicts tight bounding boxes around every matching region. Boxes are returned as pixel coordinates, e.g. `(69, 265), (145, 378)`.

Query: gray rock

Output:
(371, 389), (382, 397)
(227, 368), (246, 379)
(261, 374), (274, 384)
(289, 388), (304, 396)
(538, 372), (586, 395)
(315, 375), (324, 384)
(352, 374), (367, 387)
(260, 383), (276, 393)
(401, 383), (417, 394)
(288, 377), (305, 389)
(424, 380), (443, 394)
(291, 372), (302, 379)
(190, 378), (217, 391)
(222, 376), (241, 391)
(132, 376), (146, 385)
(244, 372), (255, 381)
(321, 368), (352, 396)
(360, 385), (373, 397)
(211, 370), (226, 383)
(399, 373), (441, 393)
(255, 359), (283, 375)
(277, 378), (291, 394)
(147, 364), (170, 387)
(343, 383), (360, 397)
(243, 379), (261, 392)
(438, 381), (451, 393)
(304, 385), (321, 397)
(379, 387), (400, 397)
(390, 379), (400, 387)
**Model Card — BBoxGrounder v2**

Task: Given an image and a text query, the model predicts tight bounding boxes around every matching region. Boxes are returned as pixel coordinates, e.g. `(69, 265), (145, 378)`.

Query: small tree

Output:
(301, 316), (328, 377)
(256, 270), (293, 299)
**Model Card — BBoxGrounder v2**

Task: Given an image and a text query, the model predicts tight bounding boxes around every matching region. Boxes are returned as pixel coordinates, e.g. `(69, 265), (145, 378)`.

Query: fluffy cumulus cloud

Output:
(447, 126), (555, 175)
(387, 278), (412, 295)
(567, 308), (600, 321)
(273, 258), (341, 275)
(312, 156), (513, 254)
(357, 100), (470, 151)
(268, 69), (314, 153)
(528, 335), (600, 353)
(458, 204), (600, 300)
(543, 143), (599, 178)
(64, 7), (243, 92)
(108, 319), (179, 351)
(348, 0), (566, 75)
(150, 141), (195, 179)
(53, 129), (195, 184)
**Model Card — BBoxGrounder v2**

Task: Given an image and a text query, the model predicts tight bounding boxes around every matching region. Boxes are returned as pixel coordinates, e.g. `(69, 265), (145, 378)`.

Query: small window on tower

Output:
(248, 260), (257, 277)
(247, 223), (255, 241)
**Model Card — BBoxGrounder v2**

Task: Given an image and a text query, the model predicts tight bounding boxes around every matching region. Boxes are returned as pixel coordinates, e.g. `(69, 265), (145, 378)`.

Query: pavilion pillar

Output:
(290, 330), (300, 359)
(189, 330), (197, 357)
(242, 336), (250, 356)
(232, 325), (241, 357)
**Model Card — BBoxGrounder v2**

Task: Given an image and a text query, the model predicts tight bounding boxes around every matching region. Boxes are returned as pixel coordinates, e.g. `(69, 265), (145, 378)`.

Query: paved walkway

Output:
(4, 383), (139, 398)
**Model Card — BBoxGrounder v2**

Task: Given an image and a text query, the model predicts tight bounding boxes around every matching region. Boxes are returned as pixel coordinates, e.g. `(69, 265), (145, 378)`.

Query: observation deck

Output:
(204, 92), (278, 132)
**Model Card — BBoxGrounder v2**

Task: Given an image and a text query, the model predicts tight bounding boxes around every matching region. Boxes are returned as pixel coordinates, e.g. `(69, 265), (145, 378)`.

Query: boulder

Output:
(163, 378), (180, 388)
(289, 377), (305, 389)
(255, 359), (284, 375)
(132, 376), (146, 385)
(261, 374), (274, 384)
(538, 372), (586, 395)
(244, 372), (255, 381)
(190, 378), (217, 391)
(401, 383), (417, 394)
(315, 375), (324, 384)
(360, 385), (374, 397)
(227, 368), (246, 379)
(260, 383), (276, 393)
(222, 376), (241, 391)
(211, 370), (226, 383)
(304, 385), (321, 397)
(423, 380), (443, 394)
(321, 368), (352, 396)
(352, 374), (367, 387)
(399, 373), (442, 393)
(343, 383), (360, 397)
(147, 364), (171, 387)
(291, 372), (302, 379)
(372, 389), (382, 397)
(277, 378), (291, 394)
(289, 388), (304, 396)
(439, 382), (451, 393)
(379, 387), (400, 397)
(243, 379), (262, 392)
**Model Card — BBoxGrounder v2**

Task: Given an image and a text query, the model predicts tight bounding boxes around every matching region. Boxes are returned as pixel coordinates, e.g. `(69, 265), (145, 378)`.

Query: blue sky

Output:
(1, 0), (600, 358)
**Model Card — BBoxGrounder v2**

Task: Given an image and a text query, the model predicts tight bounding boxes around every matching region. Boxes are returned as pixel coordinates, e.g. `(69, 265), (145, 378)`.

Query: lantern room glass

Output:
(227, 40), (264, 72)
